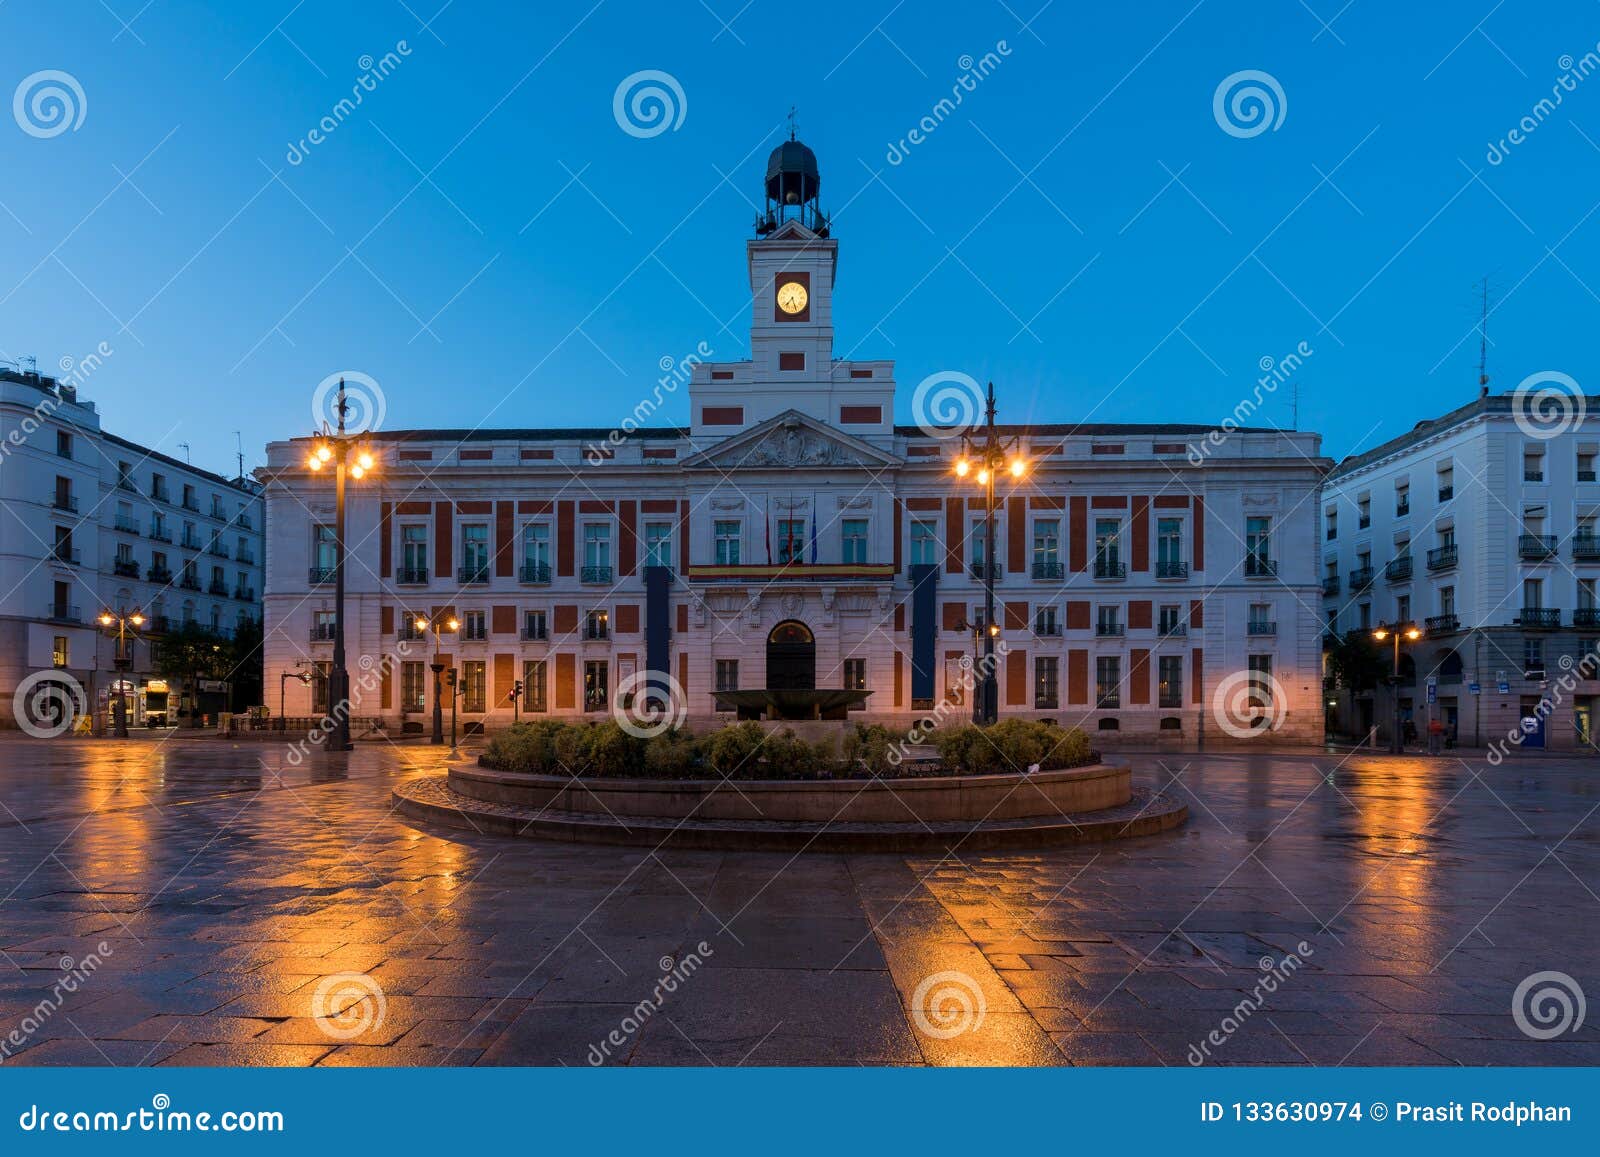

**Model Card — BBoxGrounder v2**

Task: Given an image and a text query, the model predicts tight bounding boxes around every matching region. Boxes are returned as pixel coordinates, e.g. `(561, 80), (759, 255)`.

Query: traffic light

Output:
(510, 680), (523, 702)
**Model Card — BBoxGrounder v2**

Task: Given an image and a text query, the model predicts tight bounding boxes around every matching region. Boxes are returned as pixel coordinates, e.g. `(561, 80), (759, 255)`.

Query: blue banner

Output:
(1, 1068), (1593, 1152)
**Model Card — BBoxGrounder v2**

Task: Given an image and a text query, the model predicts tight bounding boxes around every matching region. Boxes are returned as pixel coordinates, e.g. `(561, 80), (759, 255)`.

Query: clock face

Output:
(776, 280), (808, 315)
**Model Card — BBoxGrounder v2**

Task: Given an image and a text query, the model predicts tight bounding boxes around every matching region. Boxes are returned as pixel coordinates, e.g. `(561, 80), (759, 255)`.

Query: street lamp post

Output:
(447, 666), (460, 758)
(416, 614), (459, 745)
(305, 379), (374, 754)
(97, 609), (145, 738)
(952, 381), (1027, 726)
(1372, 621), (1423, 754)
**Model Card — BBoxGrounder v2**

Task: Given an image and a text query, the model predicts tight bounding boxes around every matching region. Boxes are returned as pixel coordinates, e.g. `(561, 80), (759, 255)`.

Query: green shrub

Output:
(842, 723), (896, 776)
(702, 721), (767, 777)
(932, 720), (1093, 774)
(642, 728), (698, 778)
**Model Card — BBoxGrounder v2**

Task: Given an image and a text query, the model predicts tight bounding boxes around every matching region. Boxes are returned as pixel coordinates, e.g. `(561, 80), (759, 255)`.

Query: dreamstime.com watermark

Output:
(1212, 70), (1286, 138)
(17, 1095), (283, 1134)
(2, 342), (114, 464)
(612, 70), (686, 139)
(1510, 970), (1586, 1040)
(285, 42), (412, 165)
(283, 646), (411, 766)
(1486, 50), (1600, 165)
(1485, 645), (1600, 766)
(910, 970), (987, 1039)
(887, 643), (1010, 767)
(1187, 942), (1314, 1065)
(1210, 669), (1288, 740)
(885, 42), (1013, 165)
(310, 369), (386, 435)
(586, 944), (713, 1064)
(310, 972), (387, 1041)
(1, 943), (112, 1061)
(584, 341), (710, 465)
(1187, 340), (1312, 465)
(909, 369), (985, 440)
(10, 670), (90, 738)
(1510, 370), (1585, 441)
(613, 670), (688, 738)
(13, 70), (86, 138)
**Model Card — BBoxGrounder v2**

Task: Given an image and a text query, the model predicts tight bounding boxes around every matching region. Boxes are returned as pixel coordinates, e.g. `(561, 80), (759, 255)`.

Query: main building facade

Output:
(259, 141), (1329, 745)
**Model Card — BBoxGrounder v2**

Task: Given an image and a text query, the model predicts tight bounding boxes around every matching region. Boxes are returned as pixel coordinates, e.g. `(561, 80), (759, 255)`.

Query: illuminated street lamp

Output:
(305, 379), (376, 753)
(97, 609), (145, 737)
(951, 381), (1027, 725)
(415, 614), (460, 745)
(1372, 621), (1423, 754)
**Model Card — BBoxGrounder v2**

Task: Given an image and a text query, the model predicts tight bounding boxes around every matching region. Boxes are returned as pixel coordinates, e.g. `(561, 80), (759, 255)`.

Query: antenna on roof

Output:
(1291, 381), (1299, 431)
(177, 442), (191, 464)
(234, 430), (244, 480)
(787, 106), (798, 141)
(1478, 275), (1491, 398)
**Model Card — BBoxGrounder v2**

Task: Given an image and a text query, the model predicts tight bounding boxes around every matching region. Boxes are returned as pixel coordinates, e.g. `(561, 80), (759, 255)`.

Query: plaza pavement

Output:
(0, 736), (1595, 1066)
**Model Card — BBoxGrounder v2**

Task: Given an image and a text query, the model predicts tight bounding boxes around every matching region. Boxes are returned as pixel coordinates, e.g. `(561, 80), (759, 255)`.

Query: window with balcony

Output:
(1156, 517), (1185, 577)
(1032, 518), (1061, 579)
(461, 524), (489, 582)
(1395, 480), (1410, 517)
(1158, 604), (1184, 636)
(1245, 516), (1274, 576)
(714, 520), (742, 566)
(311, 610), (335, 642)
(715, 659), (739, 692)
(1580, 450), (1598, 483)
(910, 519), (939, 567)
(523, 660), (548, 711)
(585, 609), (608, 640)
(1094, 519), (1124, 579)
(311, 525), (336, 582)
(1096, 605), (1123, 636)
(516, 523), (549, 582)
(841, 519), (868, 565)
(1247, 655), (1275, 720)
(1357, 496), (1370, 529)
(1095, 656), (1120, 708)
(1248, 602), (1276, 635)
(1035, 605), (1061, 636)
(583, 524), (612, 580)
(463, 610), (487, 640)
(1158, 655), (1183, 708)
(181, 483), (198, 511)
(1034, 656), (1059, 708)
(1437, 464), (1454, 501)
(645, 521), (674, 569)
(776, 519), (806, 565)
(399, 524), (429, 583)
(970, 519), (998, 578)
(1325, 508), (1337, 540)
(1524, 448), (1545, 483)
(462, 661), (486, 712)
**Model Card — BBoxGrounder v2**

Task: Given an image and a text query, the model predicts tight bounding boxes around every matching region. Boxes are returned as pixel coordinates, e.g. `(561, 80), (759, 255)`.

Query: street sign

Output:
(1497, 680), (1510, 694)
(1468, 682), (1481, 695)
(1427, 683), (1437, 703)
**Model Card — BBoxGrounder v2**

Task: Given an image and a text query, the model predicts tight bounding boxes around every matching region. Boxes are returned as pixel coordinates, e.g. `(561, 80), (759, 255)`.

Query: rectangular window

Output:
(714, 520), (742, 566)
(1156, 517), (1183, 571)
(910, 520), (939, 566)
(522, 523), (550, 569)
(1032, 519), (1060, 578)
(1096, 605), (1122, 635)
(401, 661), (426, 712)
(1094, 519), (1121, 568)
(841, 519), (868, 565)
(462, 661), (486, 712)
(461, 524), (489, 576)
(400, 524), (428, 579)
(842, 658), (866, 691)
(1096, 656), (1121, 708)
(463, 609), (486, 640)
(1396, 595), (1411, 623)
(1582, 580), (1596, 611)
(1158, 655), (1183, 708)
(524, 609), (547, 640)
(644, 522), (673, 568)
(312, 661), (331, 713)
(584, 660), (609, 711)
(584, 523), (611, 570)
(523, 660), (548, 711)
(313, 525), (337, 571)
(56, 430), (72, 459)
(777, 519), (806, 565)
(585, 609), (608, 640)
(970, 518), (990, 572)
(1524, 448), (1545, 482)
(1524, 577), (1544, 608)
(52, 636), (68, 668)
(1525, 639), (1544, 674)
(715, 659), (739, 692)
(1034, 656), (1059, 708)
(1035, 605), (1060, 635)
(1440, 585), (1455, 616)
(1247, 654), (1273, 714)
(1246, 516), (1272, 573)
(1158, 603), (1182, 634)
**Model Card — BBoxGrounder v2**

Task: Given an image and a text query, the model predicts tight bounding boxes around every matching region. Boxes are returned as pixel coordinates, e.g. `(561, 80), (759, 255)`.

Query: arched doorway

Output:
(766, 620), (815, 690)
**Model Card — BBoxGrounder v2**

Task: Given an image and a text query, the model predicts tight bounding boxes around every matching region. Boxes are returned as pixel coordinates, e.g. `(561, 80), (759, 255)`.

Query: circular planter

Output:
(449, 760), (1131, 824)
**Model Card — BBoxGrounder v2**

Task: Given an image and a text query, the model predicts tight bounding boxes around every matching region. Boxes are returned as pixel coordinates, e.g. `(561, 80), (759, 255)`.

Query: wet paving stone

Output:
(0, 737), (1595, 1066)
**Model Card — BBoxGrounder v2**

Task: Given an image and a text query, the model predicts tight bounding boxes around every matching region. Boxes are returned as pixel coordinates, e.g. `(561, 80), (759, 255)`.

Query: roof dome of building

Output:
(765, 138), (820, 206)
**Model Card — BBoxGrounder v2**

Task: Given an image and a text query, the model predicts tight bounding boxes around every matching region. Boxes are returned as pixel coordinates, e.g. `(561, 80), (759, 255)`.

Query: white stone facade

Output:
(1322, 392), (1600, 750)
(0, 366), (265, 728)
(259, 151), (1329, 746)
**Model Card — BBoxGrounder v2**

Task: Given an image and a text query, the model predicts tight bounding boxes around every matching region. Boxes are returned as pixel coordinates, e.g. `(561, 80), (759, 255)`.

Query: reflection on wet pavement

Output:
(0, 737), (1595, 1066)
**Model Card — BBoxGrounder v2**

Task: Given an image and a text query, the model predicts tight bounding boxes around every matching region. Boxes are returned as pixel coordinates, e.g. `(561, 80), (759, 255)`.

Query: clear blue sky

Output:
(3, 0), (1598, 477)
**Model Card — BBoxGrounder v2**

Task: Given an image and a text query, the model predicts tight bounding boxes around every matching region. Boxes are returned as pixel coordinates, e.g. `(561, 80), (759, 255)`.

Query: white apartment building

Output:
(1322, 391), (1600, 750)
(257, 139), (1331, 745)
(0, 364), (265, 728)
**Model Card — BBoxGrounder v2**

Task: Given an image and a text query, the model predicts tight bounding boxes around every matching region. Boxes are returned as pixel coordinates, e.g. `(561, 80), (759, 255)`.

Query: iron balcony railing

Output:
(178, 575), (201, 591)
(1156, 560), (1188, 579)
(1322, 576), (1340, 596)
(147, 567), (172, 583)
(1425, 614), (1460, 633)
(1520, 607), (1561, 628)
(309, 623), (335, 642)
(1385, 556), (1413, 582)
(1573, 536), (1600, 561)
(180, 534), (205, 550)
(49, 493), (78, 513)
(52, 546), (80, 565)
(1095, 621), (1124, 637)
(308, 566), (335, 584)
(208, 581), (229, 596)
(114, 516), (141, 535)
(1349, 567), (1374, 590)
(1031, 560), (1063, 581)
(969, 559), (1003, 579)
(520, 562), (551, 584)
(396, 567), (429, 584)
(1426, 545), (1457, 570)
(1244, 556), (1277, 578)
(1247, 621), (1277, 635)
(1161, 621), (1188, 637)
(459, 565), (490, 584)
(234, 587), (255, 601)
(1519, 534), (1557, 560)
(522, 625), (548, 641)
(1093, 559), (1126, 580)
(581, 565), (612, 583)
(149, 526), (172, 542)
(112, 560), (140, 578)
(1574, 608), (1600, 628)
(46, 602), (81, 622)
(1034, 621), (1062, 637)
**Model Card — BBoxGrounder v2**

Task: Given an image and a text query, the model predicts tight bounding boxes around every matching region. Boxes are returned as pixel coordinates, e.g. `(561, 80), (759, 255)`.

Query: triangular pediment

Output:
(766, 218), (817, 242)
(682, 410), (901, 471)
